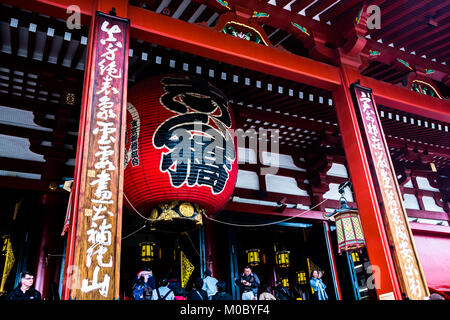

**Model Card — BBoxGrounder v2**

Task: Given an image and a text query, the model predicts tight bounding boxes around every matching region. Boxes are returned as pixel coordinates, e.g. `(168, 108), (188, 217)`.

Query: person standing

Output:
(187, 277), (208, 300)
(293, 283), (307, 300)
(212, 281), (233, 300)
(259, 285), (277, 300)
(273, 280), (293, 300)
(202, 270), (218, 300)
(310, 270), (328, 300)
(151, 277), (174, 300)
(235, 266), (260, 300)
(132, 267), (156, 300)
(173, 286), (187, 300)
(6, 271), (41, 300)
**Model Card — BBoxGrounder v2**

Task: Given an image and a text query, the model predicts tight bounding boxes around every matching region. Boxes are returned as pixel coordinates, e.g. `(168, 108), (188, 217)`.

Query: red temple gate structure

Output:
(0, 0), (449, 300)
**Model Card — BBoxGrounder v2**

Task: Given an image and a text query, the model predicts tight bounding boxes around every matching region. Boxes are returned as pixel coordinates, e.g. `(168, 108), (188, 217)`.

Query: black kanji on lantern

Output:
(153, 76), (235, 194)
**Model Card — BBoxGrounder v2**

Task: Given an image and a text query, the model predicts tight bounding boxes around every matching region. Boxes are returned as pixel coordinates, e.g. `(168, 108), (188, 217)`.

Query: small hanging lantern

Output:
(296, 271), (307, 285)
(352, 251), (360, 263)
(139, 241), (156, 262)
(245, 249), (261, 267)
(275, 250), (290, 268)
(324, 182), (366, 255)
(280, 277), (289, 288)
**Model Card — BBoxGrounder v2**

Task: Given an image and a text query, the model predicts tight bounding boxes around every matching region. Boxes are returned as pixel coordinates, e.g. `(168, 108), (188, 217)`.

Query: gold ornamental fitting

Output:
(149, 201), (204, 232)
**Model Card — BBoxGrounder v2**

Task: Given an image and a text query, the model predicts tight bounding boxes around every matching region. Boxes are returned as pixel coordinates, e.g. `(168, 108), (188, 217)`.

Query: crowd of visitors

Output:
(128, 265), (327, 301)
(1, 266), (331, 301)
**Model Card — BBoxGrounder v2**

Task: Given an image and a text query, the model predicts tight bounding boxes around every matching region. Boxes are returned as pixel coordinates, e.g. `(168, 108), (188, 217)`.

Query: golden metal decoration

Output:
(181, 251), (194, 288)
(179, 202), (195, 218)
(63, 92), (76, 106)
(307, 258), (325, 278)
(0, 236), (15, 293)
(149, 201), (204, 230)
(150, 208), (159, 220)
(49, 181), (58, 191)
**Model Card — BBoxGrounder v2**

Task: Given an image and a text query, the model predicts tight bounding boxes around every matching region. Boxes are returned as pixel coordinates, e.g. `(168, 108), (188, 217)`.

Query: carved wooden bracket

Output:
(213, 10), (275, 48)
(339, 3), (368, 58)
(309, 31), (337, 65)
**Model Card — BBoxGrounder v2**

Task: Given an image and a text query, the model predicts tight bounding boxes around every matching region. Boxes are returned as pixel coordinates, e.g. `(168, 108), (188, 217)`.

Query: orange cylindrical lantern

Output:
(124, 74), (238, 231)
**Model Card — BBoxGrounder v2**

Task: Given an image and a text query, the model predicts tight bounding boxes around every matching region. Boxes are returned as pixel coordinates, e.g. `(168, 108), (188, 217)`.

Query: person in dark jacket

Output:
(187, 277), (208, 300)
(212, 280), (233, 300)
(273, 280), (293, 300)
(235, 266), (260, 300)
(6, 271), (41, 300)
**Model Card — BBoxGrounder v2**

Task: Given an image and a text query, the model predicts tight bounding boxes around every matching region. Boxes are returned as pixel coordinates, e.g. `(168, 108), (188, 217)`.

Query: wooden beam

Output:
(224, 200), (326, 221)
(404, 209), (448, 222)
(27, 24), (37, 59)
(0, 123), (53, 141)
(0, 52), (84, 80)
(57, 32), (72, 66)
(70, 40), (87, 69)
(129, 6), (341, 91)
(354, 71), (450, 123)
(235, 105), (336, 133)
(362, 39), (450, 82)
(0, 157), (43, 174)
(0, 176), (64, 192)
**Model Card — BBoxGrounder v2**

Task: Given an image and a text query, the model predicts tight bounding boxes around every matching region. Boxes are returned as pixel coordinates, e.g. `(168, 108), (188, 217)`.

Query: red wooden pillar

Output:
(203, 219), (219, 279)
(34, 193), (61, 298)
(332, 64), (403, 300)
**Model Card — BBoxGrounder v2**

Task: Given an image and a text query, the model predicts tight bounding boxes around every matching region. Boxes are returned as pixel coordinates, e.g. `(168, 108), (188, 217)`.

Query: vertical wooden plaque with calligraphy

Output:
(68, 12), (129, 300)
(350, 83), (429, 300)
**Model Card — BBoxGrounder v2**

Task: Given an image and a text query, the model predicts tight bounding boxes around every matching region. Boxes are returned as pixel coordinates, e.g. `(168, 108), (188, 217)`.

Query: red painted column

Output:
(203, 219), (219, 279)
(34, 192), (62, 299)
(332, 64), (403, 300)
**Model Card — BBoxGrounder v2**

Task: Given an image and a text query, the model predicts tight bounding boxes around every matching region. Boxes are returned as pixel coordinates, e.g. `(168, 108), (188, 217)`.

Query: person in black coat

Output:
(6, 271), (41, 301)
(235, 266), (260, 300)
(187, 277), (208, 300)
(212, 281), (233, 300)
(273, 280), (294, 301)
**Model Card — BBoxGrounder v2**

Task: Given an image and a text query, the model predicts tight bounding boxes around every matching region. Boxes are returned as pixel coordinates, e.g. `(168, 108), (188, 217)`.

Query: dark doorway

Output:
(119, 208), (204, 299)
(216, 213), (340, 300)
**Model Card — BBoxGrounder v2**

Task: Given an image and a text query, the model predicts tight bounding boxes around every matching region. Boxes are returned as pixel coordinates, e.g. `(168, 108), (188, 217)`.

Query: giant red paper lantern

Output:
(124, 74), (238, 231)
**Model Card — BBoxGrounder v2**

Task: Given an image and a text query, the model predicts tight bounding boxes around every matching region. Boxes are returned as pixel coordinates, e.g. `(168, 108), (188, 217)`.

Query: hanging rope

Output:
(118, 183), (349, 248)
(182, 231), (201, 257)
(122, 184), (347, 229)
(200, 196), (329, 228)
